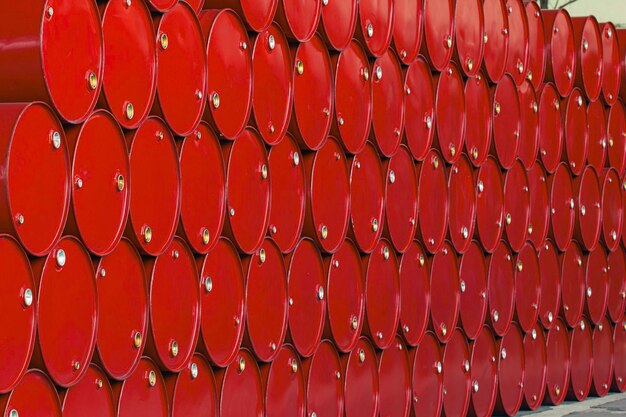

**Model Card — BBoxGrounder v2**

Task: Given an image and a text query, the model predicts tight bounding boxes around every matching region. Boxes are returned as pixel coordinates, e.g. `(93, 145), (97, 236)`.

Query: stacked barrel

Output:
(0, 0), (625, 416)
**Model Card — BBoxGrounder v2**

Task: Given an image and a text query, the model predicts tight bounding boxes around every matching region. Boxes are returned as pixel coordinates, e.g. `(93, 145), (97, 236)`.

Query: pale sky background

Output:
(559, 0), (626, 25)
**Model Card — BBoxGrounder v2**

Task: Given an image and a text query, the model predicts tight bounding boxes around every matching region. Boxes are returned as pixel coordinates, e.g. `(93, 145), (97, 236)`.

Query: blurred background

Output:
(535, 0), (625, 26)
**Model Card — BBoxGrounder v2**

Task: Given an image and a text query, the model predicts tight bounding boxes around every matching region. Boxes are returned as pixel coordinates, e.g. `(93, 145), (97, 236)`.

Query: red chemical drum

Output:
(523, 323), (547, 410)
(544, 318), (570, 405)
(356, 0), (394, 57)
(602, 23), (621, 105)
(475, 157), (505, 253)
(504, 0), (529, 86)
(486, 241), (515, 337)
(567, 318), (593, 401)
(468, 326), (498, 417)
(584, 246), (609, 325)
(0, 370), (61, 417)
(319, 0), (357, 51)
(494, 324), (525, 417)
(421, 0), (454, 71)
(399, 241), (430, 347)
(430, 241), (461, 344)
(442, 328), (471, 417)
(571, 16), (603, 101)
(435, 63), (465, 164)
(587, 99), (607, 172)
(448, 154), (476, 254)
(538, 83), (564, 174)
(378, 337), (411, 417)
(525, 2), (546, 88)
(215, 349), (263, 417)
(561, 241), (586, 328)
(114, 357), (168, 417)
(343, 337), (379, 417)
(614, 321), (626, 392)
(410, 332), (443, 417)
(607, 101), (626, 177)
(459, 241), (488, 341)
(405, 57), (436, 161)
(418, 150), (449, 254)
(503, 160), (530, 252)
(166, 355), (217, 417)
(601, 168), (624, 251)
(563, 90), (589, 178)
(543, 9), (576, 97)
(517, 79), (539, 170)
(573, 166), (602, 252)
(482, 0), (509, 83)
(607, 247), (626, 323)
(491, 75), (520, 169)
(61, 365), (114, 417)
(261, 345), (305, 417)
(209, 0), (277, 32)
(591, 317), (614, 396)
(393, 0), (423, 65)
(549, 163), (575, 251)
(464, 73), (492, 167)
(514, 242), (540, 333)
(302, 340), (343, 417)
(454, 0), (485, 77)
(527, 161), (550, 248)
(275, 0), (321, 42)
(538, 240), (561, 330)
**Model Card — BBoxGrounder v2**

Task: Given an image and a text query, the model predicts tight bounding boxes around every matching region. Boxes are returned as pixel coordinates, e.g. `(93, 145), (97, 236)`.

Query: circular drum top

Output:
(574, 16), (602, 101)
(448, 154), (476, 254)
(496, 324), (525, 417)
(561, 241), (585, 328)
(503, 160), (530, 252)
(538, 83), (563, 174)
(62, 365), (114, 417)
(475, 157), (505, 253)
(41, 0), (103, 123)
(276, 0), (321, 42)
(435, 63), (466, 164)
(399, 241), (430, 347)
(525, 1), (546, 88)
(515, 243), (540, 333)
(585, 246), (609, 325)
(482, 0), (509, 83)
(168, 355), (218, 417)
(404, 57), (435, 161)
(575, 166), (602, 251)
(487, 241), (516, 337)
(442, 328), (471, 417)
(101, 0), (156, 129)
(546, 9), (576, 97)
(592, 316), (614, 396)
(569, 318), (593, 401)
(517, 79), (539, 170)
(492, 74), (521, 169)
(430, 241), (460, 344)
(264, 345), (305, 417)
(343, 337), (379, 417)
(469, 327), (498, 417)
(116, 357), (168, 417)
(2, 370), (61, 417)
(602, 23), (621, 105)
(419, 149), (449, 254)
(0, 235), (36, 394)
(505, 0), (530, 86)
(454, 0), (485, 77)
(320, 0), (357, 51)
(607, 247), (626, 323)
(422, 0), (454, 71)
(607, 101), (626, 177)
(527, 161), (550, 248)
(378, 337), (411, 417)
(357, 0), (394, 57)
(550, 163), (575, 251)
(393, 0), (423, 65)
(411, 332), (443, 417)
(459, 242), (488, 340)
(218, 349), (263, 417)
(587, 100), (607, 172)
(523, 323), (547, 410)
(1, 102), (70, 257)
(305, 340), (343, 417)
(69, 110), (129, 256)
(155, 2), (207, 137)
(545, 318), (570, 405)
(538, 240), (561, 330)
(601, 168), (623, 252)
(563, 89), (588, 176)
(202, 9), (252, 140)
(464, 73), (492, 167)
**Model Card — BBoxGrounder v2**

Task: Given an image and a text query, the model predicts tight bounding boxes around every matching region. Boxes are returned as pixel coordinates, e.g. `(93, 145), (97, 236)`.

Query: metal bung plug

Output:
(317, 286), (324, 301)
(143, 226), (152, 243)
(204, 276), (213, 293)
(190, 362), (198, 379)
(212, 92), (220, 109)
(56, 249), (66, 267)
(296, 60), (304, 75)
(23, 288), (33, 307)
(160, 33), (169, 50)
(351, 315), (358, 330)
(259, 248), (266, 263)
(238, 357), (246, 373)
(202, 228), (210, 245)
(358, 349), (365, 363)
(51, 131), (61, 149)
(148, 370), (157, 387)
(133, 331), (142, 349)
(268, 35), (275, 50)
(170, 340), (179, 357)
(320, 225), (328, 240)
(366, 23), (374, 38)
(116, 174), (125, 191)
(88, 72), (98, 90)
(290, 359), (298, 373)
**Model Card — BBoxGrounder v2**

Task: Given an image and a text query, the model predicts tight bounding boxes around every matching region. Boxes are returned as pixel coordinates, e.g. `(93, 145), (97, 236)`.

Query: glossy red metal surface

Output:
(267, 133), (305, 253)
(244, 238), (288, 363)
(418, 150), (449, 254)
(210, 0), (277, 32)
(166, 355), (217, 417)
(538, 83), (564, 174)
(464, 74), (492, 167)
(486, 241), (515, 337)
(503, 160), (530, 252)
(448, 154), (476, 253)
(0, 1), (103, 124)
(146, 0), (177, 12)
(304, 138), (351, 253)
(200, 9), (252, 140)
(154, 2), (207, 137)
(197, 238), (245, 367)
(115, 357), (168, 417)
(561, 241), (585, 328)
(32, 236), (96, 388)
(319, 0), (357, 51)
(517, 80), (539, 169)
(567, 318), (593, 401)
(331, 40), (371, 155)
(523, 323), (547, 410)
(538, 240), (561, 330)
(378, 337), (410, 417)
(435, 63), (465, 164)
(607, 247), (626, 323)
(349, 143), (385, 253)
(275, 0), (321, 42)
(544, 9), (576, 97)
(262, 345), (305, 417)
(0, 235), (35, 394)
(303, 340), (343, 417)
(410, 331), (443, 417)
(563, 89), (589, 176)
(494, 324), (525, 416)
(101, 0), (156, 129)
(0, 102), (70, 257)
(482, 0), (508, 83)
(573, 166), (602, 251)
(442, 328), (471, 417)
(126, 117), (180, 257)
(623, 175), (626, 247)
(96, 238), (148, 381)
(66, 110), (129, 256)
(475, 157), (505, 253)
(514, 242), (540, 333)
(544, 318), (570, 405)
(525, 2), (546, 88)
(430, 241), (460, 344)
(468, 326), (498, 417)
(371, 49), (405, 158)
(571, 16), (602, 101)
(549, 163), (575, 251)
(591, 317), (614, 396)
(614, 321), (626, 392)
(384, 146), (418, 253)
(291, 35), (333, 150)
(459, 241), (488, 340)
(505, 0), (529, 86)
(587, 99), (607, 172)
(585, 246), (609, 325)
(393, 0), (423, 65)
(405, 57), (435, 161)
(454, 0), (484, 77)
(286, 238), (326, 358)
(602, 23), (621, 105)
(215, 349), (263, 417)
(399, 241), (430, 347)
(421, 0), (454, 71)
(527, 161), (550, 247)
(62, 365), (114, 417)
(223, 128), (270, 254)
(356, 0), (393, 57)
(343, 337), (379, 417)
(251, 24), (293, 145)
(492, 75), (521, 169)
(601, 168), (624, 251)
(0, 370), (61, 417)
(607, 102), (626, 176)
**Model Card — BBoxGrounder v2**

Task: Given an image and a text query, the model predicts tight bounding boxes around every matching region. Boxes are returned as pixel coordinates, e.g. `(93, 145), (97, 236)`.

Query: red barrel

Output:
(261, 345), (305, 417)
(215, 349), (263, 417)
(563, 89), (589, 176)
(574, 166), (602, 252)
(418, 150), (449, 254)
(0, 369), (61, 417)
(491, 75), (521, 169)
(223, 128), (270, 255)
(210, 0), (277, 32)
(362, 239), (400, 349)
(303, 138), (350, 253)
(571, 16), (602, 101)
(544, 9), (576, 97)
(399, 241), (430, 347)
(523, 323), (547, 410)
(154, 2), (207, 137)
(602, 23), (621, 105)
(587, 99), (607, 172)
(145, 237), (200, 373)
(286, 238), (326, 358)
(601, 168), (624, 251)
(325, 239), (365, 353)
(378, 337), (411, 417)
(459, 241), (488, 340)
(62, 365), (114, 417)
(166, 355), (217, 417)
(0, 1), (102, 123)
(475, 157), (505, 253)
(332, 40), (371, 155)
(442, 328), (471, 417)
(421, 0), (454, 71)
(244, 238), (288, 363)
(494, 324), (525, 417)
(517, 80), (539, 170)
(567, 318), (593, 401)
(561, 241), (585, 328)
(251, 24), (293, 145)
(200, 9), (252, 140)
(320, 0), (357, 51)
(464, 73), (492, 167)
(197, 237), (245, 367)
(356, 0), (394, 57)
(343, 337), (379, 417)
(430, 241), (460, 343)
(614, 321), (626, 392)
(538, 83), (564, 174)
(549, 163), (575, 251)
(0, 235), (36, 393)
(371, 49), (405, 158)
(448, 154), (476, 254)
(514, 242), (540, 333)
(96, 238), (148, 381)
(114, 357), (167, 417)
(454, 0), (484, 77)
(65, 110), (129, 256)
(275, 0), (321, 42)
(349, 143), (385, 253)
(505, 0), (529, 86)
(544, 318), (570, 405)
(393, 0), (423, 65)
(410, 331), (443, 417)
(538, 240), (562, 330)
(482, 0), (508, 83)
(435, 63), (466, 164)
(527, 161), (550, 248)
(267, 133), (305, 253)
(101, 0), (156, 129)
(607, 102), (626, 176)
(468, 326), (498, 417)
(126, 117), (180, 257)
(525, 2), (547, 88)
(607, 247), (626, 323)
(592, 316), (614, 396)
(503, 160), (530, 252)
(303, 340), (343, 417)
(585, 247), (609, 326)
(0, 103), (70, 256)
(290, 35), (333, 151)
(32, 236), (97, 388)
(486, 241), (515, 337)
(405, 57), (436, 161)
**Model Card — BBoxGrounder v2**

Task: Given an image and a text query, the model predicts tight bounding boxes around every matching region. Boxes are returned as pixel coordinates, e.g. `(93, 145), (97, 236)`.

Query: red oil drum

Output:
(607, 247), (626, 323)
(549, 163), (575, 251)
(0, 369), (61, 417)
(101, 0), (156, 129)
(197, 237), (245, 367)
(573, 166), (602, 252)
(405, 57), (436, 161)
(561, 241), (586, 328)
(209, 0), (277, 33)
(430, 241), (460, 343)
(393, 0), (423, 65)
(200, 9), (252, 140)
(464, 73), (492, 167)
(378, 337), (411, 417)
(418, 150), (449, 254)
(585, 246), (609, 326)
(356, 0), (394, 57)
(95, 238), (148, 381)
(523, 323), (547, 410)
(482, 0), (509, 83)
(517, 80), (539, 170)
(505, 0), (530, 86)
(267, 133), (305, 253)
(525, 2), (546, 88)
(494, 324), (525, 417)
(538, 83), (564, 174)
(567, 318), (593, 401)
(454, 0), (485, 77)
(571, 16), (603, 101)
(275, 0), (321, 42)
(410, 331), (443, 417)
(607, 101), (626, 177)
(591, 317), (614, 396)
(486, 241), (515, 337)
(261, 345), (305, 417)
(215, 349), (263, 417)
(538, 240), (561, 330)
(421, 0), (454, 71)
(527, 161), (550, 248)
(468, 326), (498, 417)
(442, 328), (471, 417)
(448, 154), (476, 254)
(491, 75), (520, 169)
(302, 340), (343, 417)
(514, 242), (540, 333)
(563, 89), (589, 177)
(602, 23), (621, 105)
(399, 241), (430, 347)
(475, 157), (505, 253)
(435, 63), (466, 164)
(587, 99), (607, 172)
(243, 238), (288, 363)
(503, 160), (530, 252)
(0, 1), (103, 124)
(114, 357), (168, 417)
(319, 0), (357, 51)
(544, 318), (570, 405)
(459, 241), (488, 340)
(32, 236), (97, 388)
(343, 337), (380, 417)
(614, 321), (626, 392)
(544, 9), (576, 97)
(166, 355), (217, 417)
(601, 168), (624, 251)
(61, 365), (114, 417)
